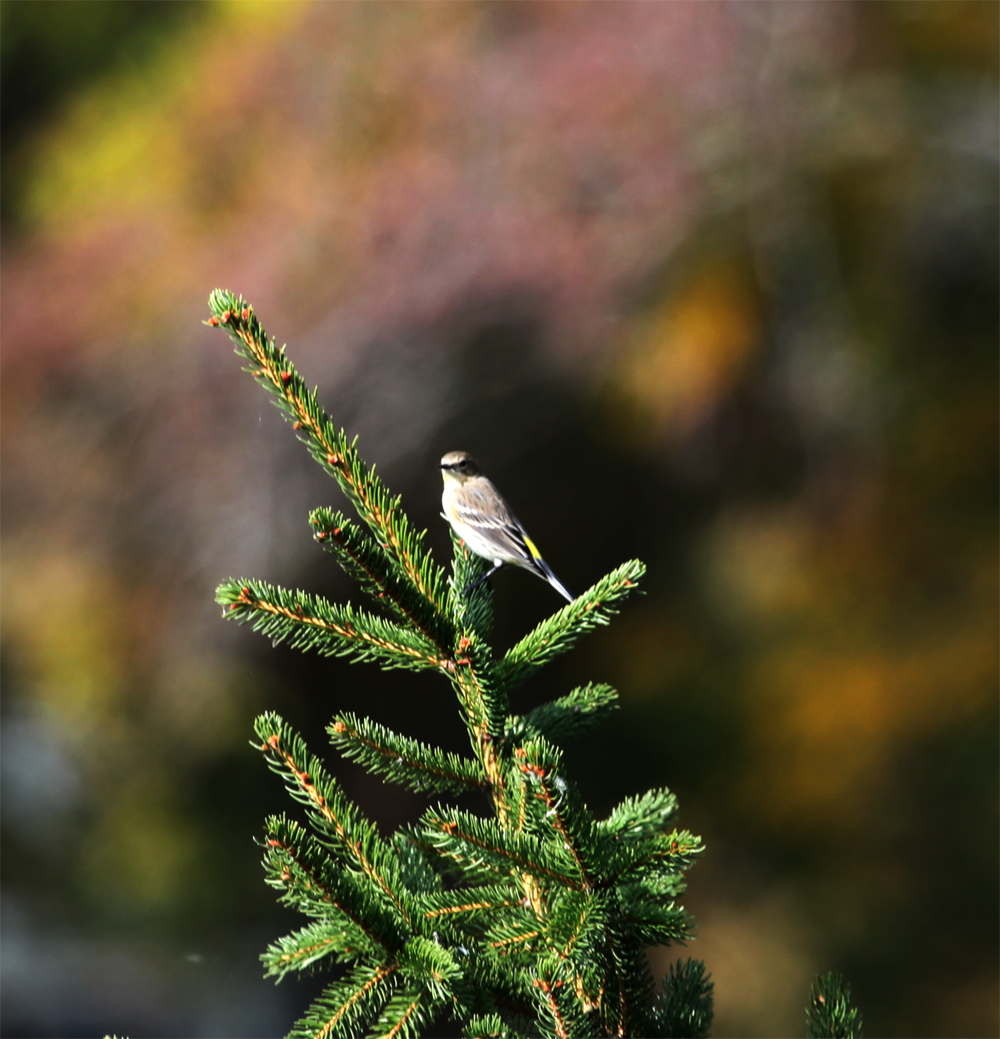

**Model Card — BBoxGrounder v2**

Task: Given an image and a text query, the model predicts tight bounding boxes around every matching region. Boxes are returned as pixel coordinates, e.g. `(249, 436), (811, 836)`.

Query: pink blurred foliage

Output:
(0, 3), (857, 602)
(2, 2), (852, 375)
(0, 4), (796, 588)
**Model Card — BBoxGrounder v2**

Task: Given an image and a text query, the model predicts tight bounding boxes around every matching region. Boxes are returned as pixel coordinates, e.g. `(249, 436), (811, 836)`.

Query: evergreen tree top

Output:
(206, 289), (861, 1039)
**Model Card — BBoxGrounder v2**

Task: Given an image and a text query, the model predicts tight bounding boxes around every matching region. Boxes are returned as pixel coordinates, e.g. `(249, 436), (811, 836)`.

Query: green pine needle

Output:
(328, 713), (488, 796)
(806, 972), (865, 1039)
(420, 807), (582, 888)
(262, 919), (376, 979)
(606, 828), (706, 886)
(505, 683), (619, 744)
(286, 962), (400, 1039)
(495, 561), (645, 689)
(599, 787), (679, 841)
(461, 1013), (523, 1039)
(539, 889), (606, 961)
(618, 898), (693, 947)
(261, 814), (405, 950)
(310, 507), (455, 652)
(532, 955), (596, 1039)
(449, 530), (494, 641)
(653, 958), (714, 1039)
(254, 714), (380, 857)
(417, 883), (526, 925)
(218, 578), (447, 672)
(206, 290), (448, 612)
(370, 985), (442, 1039)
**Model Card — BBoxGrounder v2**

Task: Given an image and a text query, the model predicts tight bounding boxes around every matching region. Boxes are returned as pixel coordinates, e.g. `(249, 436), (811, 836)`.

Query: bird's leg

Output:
(465, 561), (502, 595)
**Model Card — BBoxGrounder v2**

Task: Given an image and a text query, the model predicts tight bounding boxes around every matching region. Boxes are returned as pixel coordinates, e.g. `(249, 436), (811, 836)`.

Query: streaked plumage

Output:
(440, 450), (573, 603)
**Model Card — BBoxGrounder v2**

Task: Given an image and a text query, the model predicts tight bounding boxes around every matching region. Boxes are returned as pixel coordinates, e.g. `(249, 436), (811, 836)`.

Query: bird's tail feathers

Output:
(537, 557), (574, 603)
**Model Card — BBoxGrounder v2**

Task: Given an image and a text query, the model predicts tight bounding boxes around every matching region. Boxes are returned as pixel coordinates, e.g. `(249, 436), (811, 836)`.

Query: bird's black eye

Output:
(458, 460), (467, 469)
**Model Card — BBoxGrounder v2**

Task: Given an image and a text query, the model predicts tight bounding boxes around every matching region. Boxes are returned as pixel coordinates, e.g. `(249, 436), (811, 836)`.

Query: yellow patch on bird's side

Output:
(523, 536), (542, 559)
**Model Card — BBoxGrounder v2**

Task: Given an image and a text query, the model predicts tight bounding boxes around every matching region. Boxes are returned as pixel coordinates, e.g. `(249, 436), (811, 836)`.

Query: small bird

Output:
(440, 450), (574, 602)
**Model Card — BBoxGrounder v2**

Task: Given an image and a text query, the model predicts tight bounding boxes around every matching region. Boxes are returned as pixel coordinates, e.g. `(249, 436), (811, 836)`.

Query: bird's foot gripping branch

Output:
(206, 290), (862, 1039)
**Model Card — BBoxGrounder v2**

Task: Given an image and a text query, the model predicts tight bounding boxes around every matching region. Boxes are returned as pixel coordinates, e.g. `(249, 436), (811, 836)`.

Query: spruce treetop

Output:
(206, 290), (862, 1039)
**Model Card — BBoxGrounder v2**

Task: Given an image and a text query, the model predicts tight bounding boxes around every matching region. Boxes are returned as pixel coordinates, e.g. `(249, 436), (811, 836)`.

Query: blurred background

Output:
(1, 2), (996, 1036)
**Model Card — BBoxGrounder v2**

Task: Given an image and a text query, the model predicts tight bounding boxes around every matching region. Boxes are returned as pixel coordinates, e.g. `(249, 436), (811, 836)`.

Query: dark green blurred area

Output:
(1, 3), (996, 1037)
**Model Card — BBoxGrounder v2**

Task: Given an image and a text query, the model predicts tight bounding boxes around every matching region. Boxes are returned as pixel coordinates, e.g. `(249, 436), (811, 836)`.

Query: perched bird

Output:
(440, 450), (574, 602)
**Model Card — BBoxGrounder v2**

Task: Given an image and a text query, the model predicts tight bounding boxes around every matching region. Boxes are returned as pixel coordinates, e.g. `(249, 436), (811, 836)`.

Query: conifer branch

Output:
(375, 987), (431, 1039)
(328, 714), (488, 796)
(532, 970), (579, 1039)
(399, 935), (464, 999)
(390, 833), (443, 896)
(263, 919), (375, 979)
(441, 630), (511, 826)
(505, 684), (618, 744)
(442, 634), (505, 738)
(606, 945), (632, 1039)
(311, 509), (455, 653)
(487, 922), (542, 953)
(421, 808), (584, 888)
(261, 816), (401, 951)
(255, 716), (416, 929)
(617, 899), (692, 947)
(256, 716), (376, 855)
(653, 958), (714, 1039)
(263, 827), (344, 917)
(513, 741), (595, 891)
(206, 290), (448, 612)
(806, 972), (864, 1039)
(290, 962), (400, 1039)
(598, 787), (679, 841)
(603, 829), (705, 887)
(543, 891), (602, 962)
(461, 1013), (523, 1039)
(495, 562), (645, 689)
(448, 531), (494, 641)
(218, 579), (447, 672)
(418, 885), (525, 921)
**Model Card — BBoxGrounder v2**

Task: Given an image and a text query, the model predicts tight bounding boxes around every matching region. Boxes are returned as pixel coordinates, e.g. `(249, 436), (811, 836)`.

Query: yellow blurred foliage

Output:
(607, 609), (709, 701)
(743, 604), (997, 832)
(888, 0), (1000, 74)
(612, 261), (763, 440)
(149, 654), (256, 758)
(2, 545), (130, 731)
(705, 507), (815, 628)
(654, 890), (820, 1039)
(81, 776), (201, 916)
(21, 1), (306, 236)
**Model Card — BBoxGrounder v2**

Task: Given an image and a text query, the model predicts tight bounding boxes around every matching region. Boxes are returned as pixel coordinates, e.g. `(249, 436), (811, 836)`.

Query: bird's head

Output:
(440, 450), (482, 485)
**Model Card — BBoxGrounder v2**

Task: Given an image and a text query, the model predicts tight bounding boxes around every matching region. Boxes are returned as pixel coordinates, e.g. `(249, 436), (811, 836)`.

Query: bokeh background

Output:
(2, 2), (996, 1037)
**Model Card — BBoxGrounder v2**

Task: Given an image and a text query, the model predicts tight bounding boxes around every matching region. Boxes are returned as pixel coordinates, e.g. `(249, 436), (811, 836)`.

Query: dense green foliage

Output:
(208, 289), (862, 1039)
(806, 973), (865, 1039)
